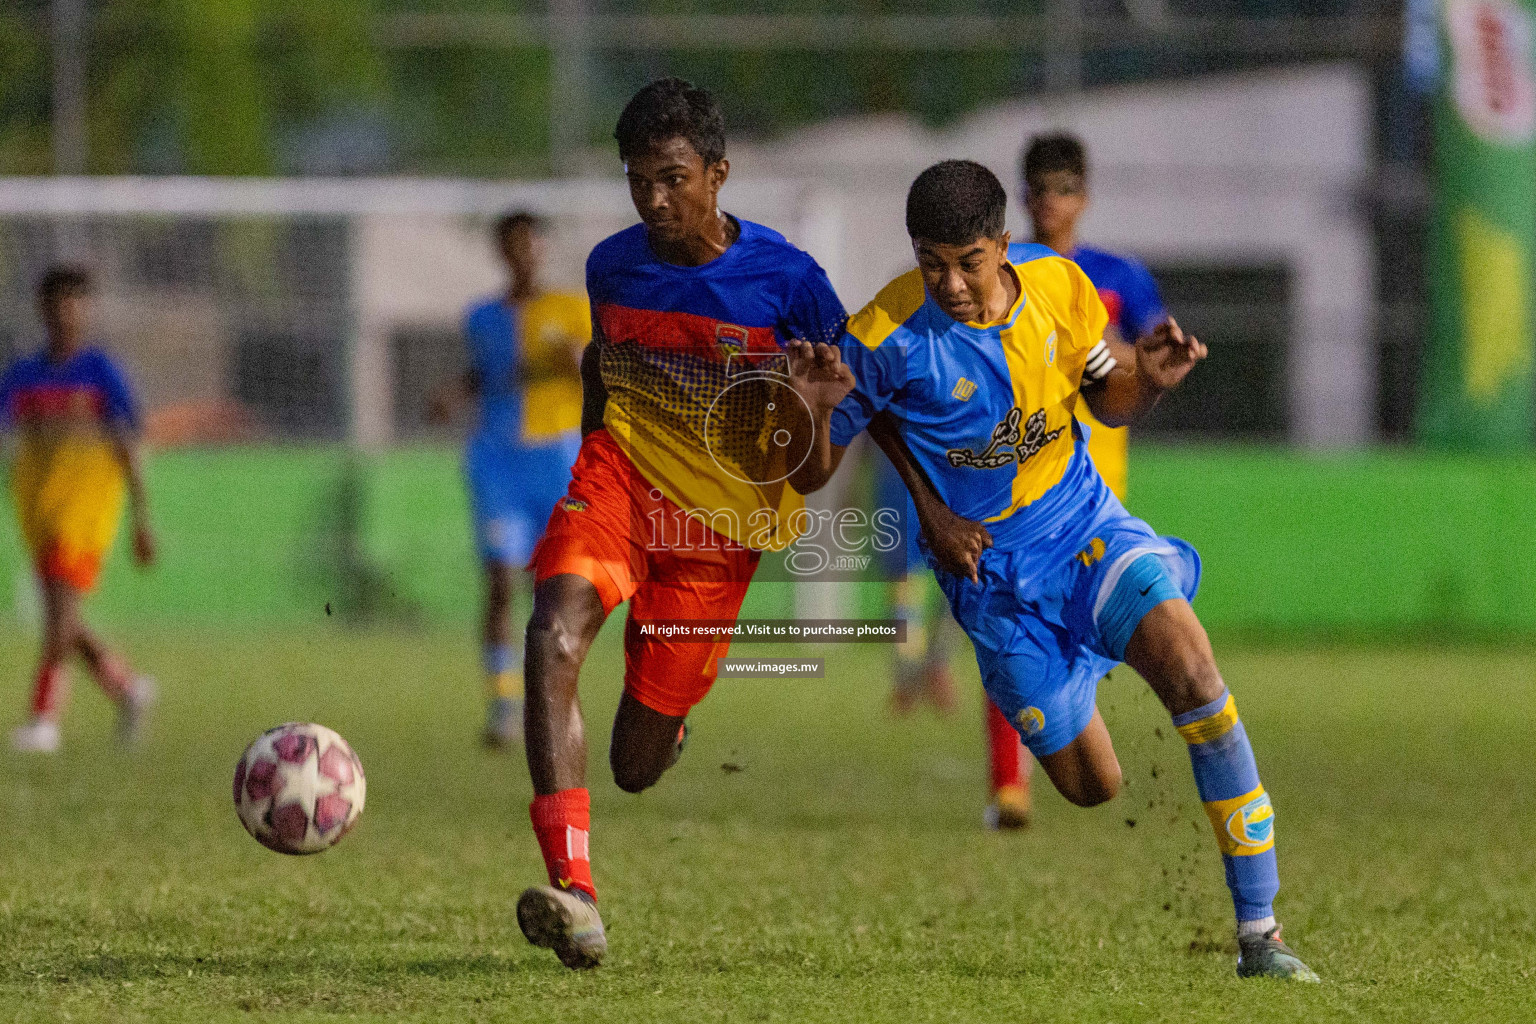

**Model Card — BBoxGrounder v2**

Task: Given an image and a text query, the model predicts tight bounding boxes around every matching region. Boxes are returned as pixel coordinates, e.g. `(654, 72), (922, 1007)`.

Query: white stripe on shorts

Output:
(1091, 545), (1167, 627)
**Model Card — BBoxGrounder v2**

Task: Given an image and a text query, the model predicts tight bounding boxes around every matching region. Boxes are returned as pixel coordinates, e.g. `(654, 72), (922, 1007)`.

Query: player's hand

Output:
(133, 522), (157, 568)
(1134, 317), (1206, 394)
(785, 340), (855, 417)
(917, 501), (992, 585)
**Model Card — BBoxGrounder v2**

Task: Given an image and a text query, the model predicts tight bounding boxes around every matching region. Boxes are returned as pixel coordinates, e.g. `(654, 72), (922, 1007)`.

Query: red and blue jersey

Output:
(0, 345), (141, 589)
(587, 218), (846, 549)
(0, 346), (139, 436)
(1068, 245), (1166, 344)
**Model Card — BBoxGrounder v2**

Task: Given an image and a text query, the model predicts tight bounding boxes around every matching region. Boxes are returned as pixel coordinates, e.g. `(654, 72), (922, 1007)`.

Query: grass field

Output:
(0, 622), (1532, 1022)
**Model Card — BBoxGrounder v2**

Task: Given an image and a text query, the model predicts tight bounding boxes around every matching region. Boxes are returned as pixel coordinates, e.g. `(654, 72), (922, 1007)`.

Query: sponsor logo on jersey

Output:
(952, 377), (978, 401)
(946, 407), (1064, 470)
(1226, 793), (1275, 848)
(560, 497), (588, 512)
(1016, 706), (1045, 737)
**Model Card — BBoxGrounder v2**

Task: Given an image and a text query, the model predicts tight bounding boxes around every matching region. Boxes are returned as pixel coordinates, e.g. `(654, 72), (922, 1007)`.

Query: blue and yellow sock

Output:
(484, 642), (524, 703)
(1173, 688), (1279, 928)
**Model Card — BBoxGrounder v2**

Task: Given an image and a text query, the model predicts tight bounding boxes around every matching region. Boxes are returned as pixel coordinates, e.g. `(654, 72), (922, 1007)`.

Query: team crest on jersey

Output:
(1226, 793), (1275, 848)
(952, 377), (978, 401)
(946, 407), (1064, 470)
(1044, 331), (1058, 366)
(559, 497), (588, 513)
(1076, 538), (1106, 568)
(1016, 706), (1045, 737)
(715, 323), (750, 357)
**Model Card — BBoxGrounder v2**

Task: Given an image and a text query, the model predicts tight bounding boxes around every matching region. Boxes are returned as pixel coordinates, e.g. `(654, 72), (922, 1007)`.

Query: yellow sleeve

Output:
(847, 269), (926, 351)
(1068, 260), (1110, 361)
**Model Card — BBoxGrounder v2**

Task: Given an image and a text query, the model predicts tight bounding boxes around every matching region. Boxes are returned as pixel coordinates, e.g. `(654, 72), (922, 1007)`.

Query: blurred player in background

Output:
(793, 161), (1315, 980)
(3, 266), (157, 753)
(515, 78), (848, 969)
(975, 132), (1174, 828)
(875, 454), (957, 717)
(436, 212), (589, 748)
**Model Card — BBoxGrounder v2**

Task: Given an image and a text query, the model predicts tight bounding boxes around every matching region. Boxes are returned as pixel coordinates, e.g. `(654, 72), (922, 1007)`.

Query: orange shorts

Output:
(530, 428), (760, 718)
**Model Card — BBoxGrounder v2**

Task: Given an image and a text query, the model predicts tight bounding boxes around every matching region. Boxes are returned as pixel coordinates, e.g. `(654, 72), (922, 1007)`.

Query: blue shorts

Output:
(933, 503), (1201, 758)
(464, 432), (580, 566)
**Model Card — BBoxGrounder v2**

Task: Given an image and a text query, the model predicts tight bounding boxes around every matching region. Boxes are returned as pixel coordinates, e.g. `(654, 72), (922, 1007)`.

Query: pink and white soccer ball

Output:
(233, 723), (366, 855)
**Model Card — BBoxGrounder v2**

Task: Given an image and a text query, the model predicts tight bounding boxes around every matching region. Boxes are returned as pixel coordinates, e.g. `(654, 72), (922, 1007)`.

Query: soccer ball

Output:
(233, 722), (366, 855)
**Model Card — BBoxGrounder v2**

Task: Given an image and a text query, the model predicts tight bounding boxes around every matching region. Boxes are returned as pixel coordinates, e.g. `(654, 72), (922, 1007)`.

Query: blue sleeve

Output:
(94, 354), (140, 429)
(0, 365), (19, 428)
(461, 307), (487, 376)
(1121, 260), (1167, 339)
(828, 333), (906, 448)
(784, 261), (848, 347)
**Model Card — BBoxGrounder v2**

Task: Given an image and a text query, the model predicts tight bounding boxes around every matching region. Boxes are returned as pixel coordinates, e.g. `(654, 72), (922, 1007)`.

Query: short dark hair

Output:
(495, 210), (544, 242)
(905, 160), (1008, 245)
(1022, 132), (1087, 184)
(614, 77), (726, 167)
(36, 264), (91, 307)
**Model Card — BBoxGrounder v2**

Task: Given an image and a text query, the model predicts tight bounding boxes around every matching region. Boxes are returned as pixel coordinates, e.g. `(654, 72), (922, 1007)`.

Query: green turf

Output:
(0, 624), (1532, 1022)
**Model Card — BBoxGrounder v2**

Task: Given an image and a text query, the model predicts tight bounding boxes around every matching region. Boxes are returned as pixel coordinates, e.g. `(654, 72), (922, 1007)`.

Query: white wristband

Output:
(1084, 339), (1117, 381)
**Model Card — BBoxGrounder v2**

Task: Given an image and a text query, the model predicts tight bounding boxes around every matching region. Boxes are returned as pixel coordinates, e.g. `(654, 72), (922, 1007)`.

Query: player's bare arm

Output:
(867, 412), (991, 584)
(1081, 317), (1206, 427)
(110, 428), (156, 568)
(578, 332), (607, 436)
(784, 339), (855, 495)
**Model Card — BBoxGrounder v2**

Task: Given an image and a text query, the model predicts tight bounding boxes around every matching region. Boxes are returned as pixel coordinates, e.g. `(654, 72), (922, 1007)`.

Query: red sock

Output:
(986, 696), (1026, 792)
(530, 788), (596, 901)
(30, 663), (68, 719)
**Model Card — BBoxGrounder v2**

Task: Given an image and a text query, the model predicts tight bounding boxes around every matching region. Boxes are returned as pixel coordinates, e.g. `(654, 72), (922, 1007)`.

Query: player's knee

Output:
(526, 580), (604, 672)
(1065, 764), (1121, 807)
(525, 619), (580, 668)
(1163, 649), (1224, 714)
(1130, 608), (1225, 714)
(609, 756), (662, 794)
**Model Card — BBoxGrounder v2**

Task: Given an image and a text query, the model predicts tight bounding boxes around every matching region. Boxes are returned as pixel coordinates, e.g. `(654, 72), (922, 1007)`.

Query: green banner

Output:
(1420, 0), (1536, 449)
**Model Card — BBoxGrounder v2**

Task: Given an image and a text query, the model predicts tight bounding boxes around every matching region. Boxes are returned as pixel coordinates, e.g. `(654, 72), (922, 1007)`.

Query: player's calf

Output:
(482, 563), (525, 748)
(1123, 597), (1317, 981)
(524, 575), (606, 794)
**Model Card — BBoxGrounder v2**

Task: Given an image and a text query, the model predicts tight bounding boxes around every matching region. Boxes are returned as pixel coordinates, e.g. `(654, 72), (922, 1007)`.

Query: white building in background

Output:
(731, 64), (1376, 449)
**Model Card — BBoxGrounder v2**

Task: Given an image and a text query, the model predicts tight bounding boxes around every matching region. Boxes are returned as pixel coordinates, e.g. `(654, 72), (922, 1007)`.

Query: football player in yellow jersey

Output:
(787, 161), (1316, 980)
(980, 133), (1174, 827)
(2, 267), (158, 753)
(436, 213), (589, 747)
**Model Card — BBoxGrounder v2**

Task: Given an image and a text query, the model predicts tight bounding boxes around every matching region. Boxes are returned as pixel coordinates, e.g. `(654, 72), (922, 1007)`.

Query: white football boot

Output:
(10, 718), (61, 753)
(116, 676), (156, 744)
(517, 885), (607, 969)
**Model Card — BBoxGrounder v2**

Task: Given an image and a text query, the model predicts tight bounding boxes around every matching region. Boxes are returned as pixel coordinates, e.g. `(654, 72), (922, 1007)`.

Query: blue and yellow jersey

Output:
(463, 290), (590, 449)
(0, 345), (140, 588)
(586, 218), (847, 550)
(1039, 243), (1167, 500)
(830, 244), (1115, 558)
